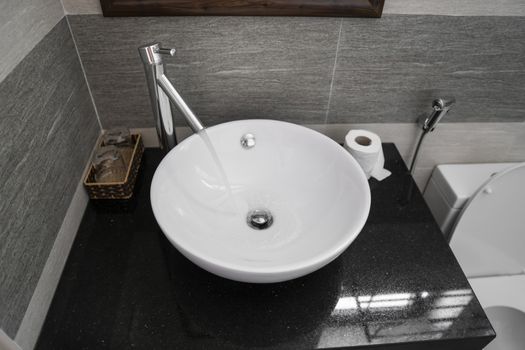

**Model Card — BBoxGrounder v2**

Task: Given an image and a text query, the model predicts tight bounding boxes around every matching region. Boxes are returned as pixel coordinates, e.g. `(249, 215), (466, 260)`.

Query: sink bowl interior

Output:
(151, 120), (371, 283)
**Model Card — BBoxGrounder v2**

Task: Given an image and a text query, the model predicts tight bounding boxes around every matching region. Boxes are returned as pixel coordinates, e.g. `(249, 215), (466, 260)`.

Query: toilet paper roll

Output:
(344, 129), (391, 181)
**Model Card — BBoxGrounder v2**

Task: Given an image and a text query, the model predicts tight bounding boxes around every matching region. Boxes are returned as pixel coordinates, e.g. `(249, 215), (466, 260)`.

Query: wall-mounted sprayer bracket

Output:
(418, 97), (456, 133)
(409, 97), (456, 175)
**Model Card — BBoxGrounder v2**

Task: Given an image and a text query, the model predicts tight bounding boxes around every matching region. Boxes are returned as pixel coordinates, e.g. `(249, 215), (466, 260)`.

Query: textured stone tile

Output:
(0, 19), (99, 337)
(62, 0), (525, 18)
(413, 123), (518, 168)
(413, 125), (525, 196)
(0, 0), (64, 82)
(406, 122), (524, 189)
(0, 329), (20, 350)
(63, 0), (525, 18)
(507, 149), (525, 162)
(506, 122), (525, 161)
(384, 0), (525, 16)
(329, 15), (525, 123)
(62, 0), (101, 15)
(412, 167), (434, 192)
(68, 15), (341, 128)
(15, 180), (89, 350)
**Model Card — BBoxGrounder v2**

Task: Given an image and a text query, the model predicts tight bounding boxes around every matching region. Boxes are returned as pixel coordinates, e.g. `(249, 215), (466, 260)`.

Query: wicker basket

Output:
(84, 134), (144, 200)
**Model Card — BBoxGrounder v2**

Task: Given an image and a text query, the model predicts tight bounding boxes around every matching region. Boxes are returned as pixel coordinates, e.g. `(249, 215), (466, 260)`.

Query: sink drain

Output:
(247, 209), (273, 230)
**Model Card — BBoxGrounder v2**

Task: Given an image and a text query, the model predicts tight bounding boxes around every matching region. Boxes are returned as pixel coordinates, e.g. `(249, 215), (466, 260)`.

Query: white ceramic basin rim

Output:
(150, 120), (371, 283)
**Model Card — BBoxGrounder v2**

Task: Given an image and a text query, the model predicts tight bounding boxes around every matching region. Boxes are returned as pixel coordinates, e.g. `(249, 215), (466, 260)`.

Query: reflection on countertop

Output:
(36, 144), (494, 350)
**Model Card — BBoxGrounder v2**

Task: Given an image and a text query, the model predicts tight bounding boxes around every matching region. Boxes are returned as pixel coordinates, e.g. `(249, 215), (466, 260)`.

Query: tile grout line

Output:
(57, 0), (66, 14)
(323, 18), (343, 125)
(64, 15), (103, 130)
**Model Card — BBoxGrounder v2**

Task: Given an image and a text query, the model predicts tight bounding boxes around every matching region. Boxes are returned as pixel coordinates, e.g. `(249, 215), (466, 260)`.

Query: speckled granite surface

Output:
(36, 144), (495, 349)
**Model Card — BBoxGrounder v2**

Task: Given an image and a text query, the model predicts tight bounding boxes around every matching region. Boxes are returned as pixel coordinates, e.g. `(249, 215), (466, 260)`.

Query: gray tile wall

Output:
(68, 15), (341, 128)
(69, 14), (525, 128)
(0, 19), (100, 337)
(0, 0), (64, 82)
(62, 0), (101, 15)
(64, 0), (525, 18)
(384, 0), (525, 16)
(329, 15), (525, 123)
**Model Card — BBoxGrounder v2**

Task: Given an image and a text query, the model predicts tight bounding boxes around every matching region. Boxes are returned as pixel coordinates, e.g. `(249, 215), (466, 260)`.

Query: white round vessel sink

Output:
(151, 120), (371, 283)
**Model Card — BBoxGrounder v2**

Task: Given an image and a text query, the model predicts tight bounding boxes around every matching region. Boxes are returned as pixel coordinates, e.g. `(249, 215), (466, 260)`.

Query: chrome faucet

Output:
(138, 43), (204, 152)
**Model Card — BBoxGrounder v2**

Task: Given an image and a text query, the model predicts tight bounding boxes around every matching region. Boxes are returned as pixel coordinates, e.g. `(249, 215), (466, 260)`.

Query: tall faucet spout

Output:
(157, 74), (204, 134)
(139, 42), (205, 152)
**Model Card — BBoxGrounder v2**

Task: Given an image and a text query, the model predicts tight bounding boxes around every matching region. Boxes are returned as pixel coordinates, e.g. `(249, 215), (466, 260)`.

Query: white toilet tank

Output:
(423, 162), (525, 277)
(423, 163), (516, 237)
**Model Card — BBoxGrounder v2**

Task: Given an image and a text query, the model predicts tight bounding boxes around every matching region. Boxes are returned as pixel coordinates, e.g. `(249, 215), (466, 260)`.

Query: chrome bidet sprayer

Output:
(419, 97), (457, 133)
(409, 97), (456, 174)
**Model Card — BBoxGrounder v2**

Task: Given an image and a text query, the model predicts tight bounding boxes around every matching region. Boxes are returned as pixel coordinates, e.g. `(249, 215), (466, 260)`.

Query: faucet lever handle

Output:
(157, 47), (176, 56)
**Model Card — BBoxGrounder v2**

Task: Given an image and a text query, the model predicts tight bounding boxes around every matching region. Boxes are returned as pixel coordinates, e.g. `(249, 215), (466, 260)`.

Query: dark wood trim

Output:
(100, 0), (385, 18)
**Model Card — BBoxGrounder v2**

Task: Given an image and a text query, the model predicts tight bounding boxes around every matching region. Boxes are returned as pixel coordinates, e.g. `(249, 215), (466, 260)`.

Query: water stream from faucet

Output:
(197, 129), (239, 213)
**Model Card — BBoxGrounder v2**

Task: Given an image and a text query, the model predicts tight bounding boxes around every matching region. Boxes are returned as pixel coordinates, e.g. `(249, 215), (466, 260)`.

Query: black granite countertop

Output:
(36, 144), (495, 350)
